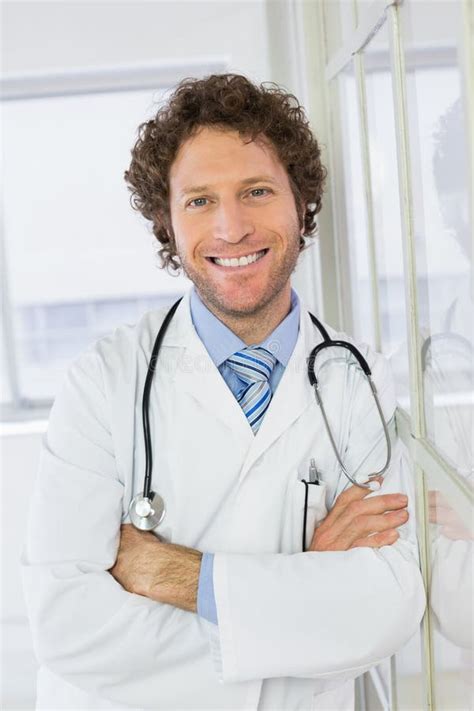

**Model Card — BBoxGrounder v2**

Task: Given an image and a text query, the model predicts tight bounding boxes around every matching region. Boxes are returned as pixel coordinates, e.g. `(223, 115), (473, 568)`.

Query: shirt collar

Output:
(189, 286), (300, 367)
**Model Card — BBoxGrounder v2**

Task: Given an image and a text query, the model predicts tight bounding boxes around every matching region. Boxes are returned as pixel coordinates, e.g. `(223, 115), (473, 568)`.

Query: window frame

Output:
(318, 0), (473, 707)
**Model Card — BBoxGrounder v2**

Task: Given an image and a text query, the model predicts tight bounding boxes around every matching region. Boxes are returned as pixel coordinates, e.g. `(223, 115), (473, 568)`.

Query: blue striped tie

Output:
(226, 346), (277, 434)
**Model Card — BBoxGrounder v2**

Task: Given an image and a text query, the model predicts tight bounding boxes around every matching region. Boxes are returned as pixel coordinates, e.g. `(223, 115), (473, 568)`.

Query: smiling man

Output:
(168, 126), (301, 340)
(23, 74), (425, 710)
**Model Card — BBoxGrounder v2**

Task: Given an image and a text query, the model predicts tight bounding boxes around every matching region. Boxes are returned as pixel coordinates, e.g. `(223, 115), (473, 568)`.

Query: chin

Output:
(211, 288), (274, 317)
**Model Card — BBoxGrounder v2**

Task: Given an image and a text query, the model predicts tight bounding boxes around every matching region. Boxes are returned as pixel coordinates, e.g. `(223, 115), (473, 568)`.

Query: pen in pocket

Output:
(308, 458), (320, 485)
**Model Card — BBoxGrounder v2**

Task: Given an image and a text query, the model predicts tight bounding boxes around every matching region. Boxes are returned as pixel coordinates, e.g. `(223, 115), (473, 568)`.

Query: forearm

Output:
(210, 440), (426, 682)
(149, 542), (203, 613)
(109, 525), (202, 614)
(212, 543), (425, 682)
(23, 467), (203, 707)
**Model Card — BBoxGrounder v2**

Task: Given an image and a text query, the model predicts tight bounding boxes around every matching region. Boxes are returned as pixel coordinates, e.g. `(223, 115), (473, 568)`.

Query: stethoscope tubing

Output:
(306, 313), (391, 487)
(142, 297), (182, 499)
(133, 298), (393, 530)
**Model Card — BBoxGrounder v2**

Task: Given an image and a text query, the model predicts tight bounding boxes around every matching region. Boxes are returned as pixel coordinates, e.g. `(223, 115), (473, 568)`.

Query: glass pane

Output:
(363, 20), (411, 411)
(336, 61), (377, 347)
(2, 89), (188, 402)
(323, 0), (356, 60)
(401, 0), (473, 478)
(425, 469), (473, 709)
(354, 0), (373, 23)
(311, 343), (393, 503)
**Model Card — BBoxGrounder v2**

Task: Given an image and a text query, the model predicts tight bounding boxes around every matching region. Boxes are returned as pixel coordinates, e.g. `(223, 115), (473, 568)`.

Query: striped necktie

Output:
(226, 346), (277, 434)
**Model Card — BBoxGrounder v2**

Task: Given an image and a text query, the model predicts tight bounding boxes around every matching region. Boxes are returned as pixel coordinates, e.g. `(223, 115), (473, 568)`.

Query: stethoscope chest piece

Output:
(129, 491), (166, 531)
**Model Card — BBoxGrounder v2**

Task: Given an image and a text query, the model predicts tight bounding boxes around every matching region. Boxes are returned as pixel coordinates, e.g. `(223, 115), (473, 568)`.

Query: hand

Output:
(309, 480), (409, 551)
(428, 490), (472, 541)
(109, 524), (202, 613)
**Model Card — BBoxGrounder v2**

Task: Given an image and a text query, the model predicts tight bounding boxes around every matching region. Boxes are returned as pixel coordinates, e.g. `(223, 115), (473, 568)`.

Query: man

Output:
(22, 74), (425, 710)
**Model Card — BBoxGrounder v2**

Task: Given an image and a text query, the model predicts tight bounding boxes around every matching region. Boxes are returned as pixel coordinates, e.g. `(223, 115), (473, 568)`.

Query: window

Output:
(321, 0), (473, 707)
(1, 68), (218, 416)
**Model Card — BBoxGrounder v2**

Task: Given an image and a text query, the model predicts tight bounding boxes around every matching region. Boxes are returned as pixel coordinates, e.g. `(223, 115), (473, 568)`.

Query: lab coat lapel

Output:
(160, 291), (326, 467)
(239, 308), (324, 479)
(162, 290), (253, 445)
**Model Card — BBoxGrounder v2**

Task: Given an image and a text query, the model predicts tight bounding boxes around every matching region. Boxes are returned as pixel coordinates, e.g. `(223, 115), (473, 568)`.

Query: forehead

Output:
(169, 126), (288, 189)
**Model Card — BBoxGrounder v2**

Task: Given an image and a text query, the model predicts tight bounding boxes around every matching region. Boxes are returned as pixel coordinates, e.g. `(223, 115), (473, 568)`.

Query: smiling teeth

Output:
(213, 250), (265, 267)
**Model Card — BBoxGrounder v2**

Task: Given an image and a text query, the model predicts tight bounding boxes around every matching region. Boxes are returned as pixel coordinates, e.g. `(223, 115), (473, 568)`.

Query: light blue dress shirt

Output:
(189, 287), (301, 625)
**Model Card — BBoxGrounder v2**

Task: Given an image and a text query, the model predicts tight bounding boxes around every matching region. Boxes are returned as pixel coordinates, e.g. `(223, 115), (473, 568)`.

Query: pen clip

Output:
(309, 458), (320, 485)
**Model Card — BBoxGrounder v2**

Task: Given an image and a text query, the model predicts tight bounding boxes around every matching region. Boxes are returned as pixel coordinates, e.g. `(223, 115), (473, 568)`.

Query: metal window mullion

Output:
(396, 409), (473, 523)
(325, 78), (355, 333)
(290, 0), (326, 315)
(414, 465), (435, 711)
(387, 5), (435, 709)
(396, 411), (435, 711)
(318, 1), (350, 331)
(398, 408), (471, 711)
(325, 0), (398, 81)
(296, 0), (342, 324)
(354, 52), (383, 351)
(387, 5), (424, 438)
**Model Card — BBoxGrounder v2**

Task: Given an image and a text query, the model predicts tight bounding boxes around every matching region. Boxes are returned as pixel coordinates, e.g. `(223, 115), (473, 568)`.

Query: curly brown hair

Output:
(124, 73), (326, 271)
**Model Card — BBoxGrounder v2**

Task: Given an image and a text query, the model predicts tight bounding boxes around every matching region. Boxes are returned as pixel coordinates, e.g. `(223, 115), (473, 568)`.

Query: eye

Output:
(187, 197), (208, 208)
(249, 188), (271, 198)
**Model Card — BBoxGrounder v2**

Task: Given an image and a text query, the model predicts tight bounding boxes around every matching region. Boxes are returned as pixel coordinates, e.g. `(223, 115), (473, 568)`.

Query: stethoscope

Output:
(129, 298), (392, 531)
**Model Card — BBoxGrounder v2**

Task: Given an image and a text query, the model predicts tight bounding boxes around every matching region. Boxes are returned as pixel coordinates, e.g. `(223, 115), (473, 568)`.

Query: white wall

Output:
(3, 1), (270, 78)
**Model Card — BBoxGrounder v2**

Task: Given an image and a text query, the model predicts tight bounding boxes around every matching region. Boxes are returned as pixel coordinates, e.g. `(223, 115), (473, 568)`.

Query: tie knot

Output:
(226, 346), (277, 385)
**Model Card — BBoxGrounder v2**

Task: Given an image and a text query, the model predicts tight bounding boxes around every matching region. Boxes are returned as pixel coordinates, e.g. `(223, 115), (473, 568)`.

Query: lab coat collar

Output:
(162, 289), (253, 444)
(160, 288), (327, 469)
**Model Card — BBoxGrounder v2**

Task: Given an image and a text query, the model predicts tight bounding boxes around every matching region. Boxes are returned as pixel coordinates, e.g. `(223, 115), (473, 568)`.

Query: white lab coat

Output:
(22, 288), (425, 710)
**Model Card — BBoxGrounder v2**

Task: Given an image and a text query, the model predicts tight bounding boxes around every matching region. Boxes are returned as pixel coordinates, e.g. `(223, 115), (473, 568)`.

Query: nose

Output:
(212, 199), (255, 243)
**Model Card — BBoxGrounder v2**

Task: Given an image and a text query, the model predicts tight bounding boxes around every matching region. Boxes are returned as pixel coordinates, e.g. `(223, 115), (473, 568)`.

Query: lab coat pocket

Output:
(281, 479), (328, 553)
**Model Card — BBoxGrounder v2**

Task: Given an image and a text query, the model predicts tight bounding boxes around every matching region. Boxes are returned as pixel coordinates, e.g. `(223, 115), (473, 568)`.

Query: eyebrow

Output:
(178, 175), (279, 198)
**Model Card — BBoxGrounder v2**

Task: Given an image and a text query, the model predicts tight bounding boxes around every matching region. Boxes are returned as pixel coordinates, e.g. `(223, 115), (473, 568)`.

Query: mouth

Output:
(206, 249), (269, 269)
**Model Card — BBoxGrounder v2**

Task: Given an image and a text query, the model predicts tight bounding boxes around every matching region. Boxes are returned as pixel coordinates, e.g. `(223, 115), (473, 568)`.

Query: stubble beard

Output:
(176, 227), (302, 323)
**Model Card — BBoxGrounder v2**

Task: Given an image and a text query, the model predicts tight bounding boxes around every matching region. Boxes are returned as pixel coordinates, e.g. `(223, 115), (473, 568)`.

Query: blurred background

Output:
(1, 0), (472, 708)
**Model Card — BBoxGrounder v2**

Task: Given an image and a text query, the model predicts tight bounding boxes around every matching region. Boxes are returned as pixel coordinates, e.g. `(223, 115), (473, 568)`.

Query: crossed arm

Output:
(23, 348), (425, 703)
(109, 480), (409, 613)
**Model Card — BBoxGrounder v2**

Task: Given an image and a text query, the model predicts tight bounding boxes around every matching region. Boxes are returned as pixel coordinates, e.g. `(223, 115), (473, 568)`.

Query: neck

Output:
(198, 287), (292, 345)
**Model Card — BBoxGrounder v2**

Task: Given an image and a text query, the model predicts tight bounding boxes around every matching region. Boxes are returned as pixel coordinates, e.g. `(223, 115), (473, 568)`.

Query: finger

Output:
(329, 494), (408, 535)
(333, 509), (407, 549)
(324, 505), (408, 549)
(350, 493), (409, 516)
(334, 478), (384, 508)
(356, 509), (409, 537)
(328, 479), (384, 525)
(351, 529), (400, 549)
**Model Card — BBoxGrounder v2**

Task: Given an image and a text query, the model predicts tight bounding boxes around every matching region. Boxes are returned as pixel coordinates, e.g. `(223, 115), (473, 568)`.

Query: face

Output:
(168, 126), (303, 319)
